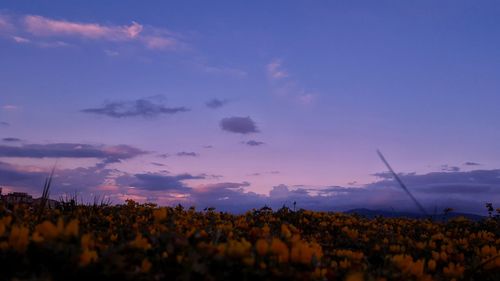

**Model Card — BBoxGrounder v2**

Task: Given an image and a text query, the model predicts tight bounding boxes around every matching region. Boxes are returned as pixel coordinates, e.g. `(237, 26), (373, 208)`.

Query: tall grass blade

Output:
(37, 165), (56, 221)
(377, 150), (428, 216)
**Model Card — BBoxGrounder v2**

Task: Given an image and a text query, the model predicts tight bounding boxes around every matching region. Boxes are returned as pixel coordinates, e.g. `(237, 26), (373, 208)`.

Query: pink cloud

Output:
(0, 15), (13, 31)
(24, 15), (142, 40)
(2, 104), (19, 110)
(0, 14), (182, 51)
(267, 59), (288, 80)
(12, 36), (30, 43)
(297, 93), (316, 105)
(143, 36), (177, 50)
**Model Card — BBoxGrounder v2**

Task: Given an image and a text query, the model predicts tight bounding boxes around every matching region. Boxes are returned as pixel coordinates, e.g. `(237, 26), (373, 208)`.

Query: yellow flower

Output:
(32, 231), (44, 243)
(130, 233), (151, 250)
(227, 238), (252, 258)
(153, 208), (167, 222)
(35, 220), (60, 240)
(270, 238), (289, 263)
(141, 258), (152, 273)
(345, 272), (364, 281)
(79, 249), (98, 266)
(64, 219), (79, 237)
(81, 233), (94, 250)
(281, 224), (292, 239)
(290, 241), (323, 265)
(443, 262), (464, 278)
(255, 239), (269, 256)
(9, 225), (30, 252)
(427, 259), (436, 272)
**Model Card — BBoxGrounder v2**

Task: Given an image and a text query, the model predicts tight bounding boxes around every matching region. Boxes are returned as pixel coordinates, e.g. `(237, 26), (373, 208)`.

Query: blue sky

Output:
(1, 1), (499, 214)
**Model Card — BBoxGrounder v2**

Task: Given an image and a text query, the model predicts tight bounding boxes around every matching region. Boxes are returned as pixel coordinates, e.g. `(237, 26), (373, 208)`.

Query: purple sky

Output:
(1, 1), (500, 214)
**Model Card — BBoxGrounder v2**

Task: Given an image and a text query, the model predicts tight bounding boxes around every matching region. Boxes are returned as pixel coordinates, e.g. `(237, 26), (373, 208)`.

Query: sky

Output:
(1, 1), (499, 214)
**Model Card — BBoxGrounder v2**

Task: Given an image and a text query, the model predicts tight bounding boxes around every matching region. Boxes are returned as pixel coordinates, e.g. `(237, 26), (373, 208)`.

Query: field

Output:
(1, 201), (499, 281)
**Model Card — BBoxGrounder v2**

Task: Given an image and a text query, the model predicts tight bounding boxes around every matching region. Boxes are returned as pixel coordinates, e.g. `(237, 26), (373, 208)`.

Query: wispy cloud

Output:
(1, 14), (183, 51)
(243, 140), (265, 146)
(464, 162), (480, 166)
(266, 59), (288, 80)
(2, 137), (21, 142)
(24, 15), (143, 40)
(206, 98), (228, 109)
(82, 97), (189, 118)
(196, 62), (247, 77)
(176, 152), (199, 157)
(220, 116), (259, 134)
(266, 58), (317, 105)
(12, 35), (30, 43)
(297, 93), (316, 105)
(441, 164), (460, 172)
(0, 14), (13, 31)
(0, 142), (146, 164)
(0, 121), (9, 126)
(2, 105), (19, 111)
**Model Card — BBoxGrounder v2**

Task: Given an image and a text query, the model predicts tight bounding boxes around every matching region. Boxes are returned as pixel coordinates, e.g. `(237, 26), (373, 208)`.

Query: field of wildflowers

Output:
(1, 200), (499, 281)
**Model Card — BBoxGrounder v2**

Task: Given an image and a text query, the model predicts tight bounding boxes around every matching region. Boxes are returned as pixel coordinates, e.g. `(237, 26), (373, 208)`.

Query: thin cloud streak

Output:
(1, 13), (183, 51)
(0, 143), (146, 164)
(82, 98), (189, 118)
(2, 138), (21, 142)
(244, 140), (265, 146)
(266, 59), (288, 80)
(206, 98), (228, 109)
(176, 152), (199, 157)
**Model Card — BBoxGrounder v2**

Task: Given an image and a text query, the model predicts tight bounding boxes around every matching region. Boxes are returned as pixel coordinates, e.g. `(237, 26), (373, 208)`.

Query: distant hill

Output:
(345, 208), (485, 221)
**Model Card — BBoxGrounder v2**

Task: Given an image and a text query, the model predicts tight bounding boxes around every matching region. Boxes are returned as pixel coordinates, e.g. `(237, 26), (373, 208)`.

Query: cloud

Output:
(297, 93), (316, 105)
(0, 143), (146, 164)
(194, 62), (247, 77)
(189, 182), (261, 211)
(0, 14), (13, 31)
(220, 116), (259, 134)
(0, 122), (9, 126)
(1, 146), (498, 215)
(186, 169), (500, 214)
(441, 165), (460, 172)
(2, 137), (21, 142)
(176, 152), (199, 157)
(266, 59), (318, 105)
(82, 98), (189, 118)
(464, 162), (481, 166)
(0, 161), (117, 196)
(248, 171), (280, 176)
(0, 161), (45, 188)
(206, 98), (228, 109)
(151, 162), (167, 167)
(104, 49), (119, 56)
(1, 14), (183, 51)
(116, 172), (204, 192)
(24, 15), (143, 40)
(12, 35), (30, 43)
(2, 105), (19, 111)
(244, 140), (265, 146)
(266, 59), (288, 80)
